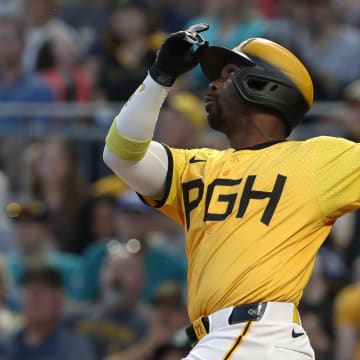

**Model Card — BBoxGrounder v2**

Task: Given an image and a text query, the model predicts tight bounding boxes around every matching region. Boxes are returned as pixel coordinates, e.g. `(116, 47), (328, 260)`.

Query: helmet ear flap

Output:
(232, 67), (310, 136)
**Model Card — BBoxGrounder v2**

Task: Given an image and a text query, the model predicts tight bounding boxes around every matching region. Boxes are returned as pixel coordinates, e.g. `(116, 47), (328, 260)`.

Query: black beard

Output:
(207, 99), (225, 131)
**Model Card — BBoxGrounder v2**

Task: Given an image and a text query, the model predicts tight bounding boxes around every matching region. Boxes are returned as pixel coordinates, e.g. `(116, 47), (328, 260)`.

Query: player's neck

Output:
(228, 115), (286, 150)
(229, 135), (283, 150)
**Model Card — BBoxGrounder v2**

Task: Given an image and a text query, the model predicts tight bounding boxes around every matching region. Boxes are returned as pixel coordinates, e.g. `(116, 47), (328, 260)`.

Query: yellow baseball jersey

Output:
(142, 136), (360, 321)
(334, 283), (360, 360)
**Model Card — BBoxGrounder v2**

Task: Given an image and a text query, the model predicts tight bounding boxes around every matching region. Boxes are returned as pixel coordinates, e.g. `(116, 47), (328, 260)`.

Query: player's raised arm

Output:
(103, 24), (209, 198)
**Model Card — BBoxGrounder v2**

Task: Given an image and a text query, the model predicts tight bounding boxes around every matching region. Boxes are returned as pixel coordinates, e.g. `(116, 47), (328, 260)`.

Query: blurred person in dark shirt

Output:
(95, 2), (159, 102)
(25, 138), (86, 253)
(329, 80), (360, 270)
(155, 330), (192, 360)
(74, 194), (118, 254)
(21, 0), (80, 74)
(105, 282), (189, 360)
(4, 265), (95, 360)
(300, 257), (334, 360)
(67, 246), (149, 359)
(333, 258), (360, 360)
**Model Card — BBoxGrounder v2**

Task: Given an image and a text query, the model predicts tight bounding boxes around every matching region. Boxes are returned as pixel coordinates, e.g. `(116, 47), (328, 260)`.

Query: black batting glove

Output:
(149, 23), (209, 87)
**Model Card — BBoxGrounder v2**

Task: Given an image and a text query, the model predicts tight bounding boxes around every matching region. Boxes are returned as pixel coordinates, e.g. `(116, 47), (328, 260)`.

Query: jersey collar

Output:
(233, 139), (287, 151)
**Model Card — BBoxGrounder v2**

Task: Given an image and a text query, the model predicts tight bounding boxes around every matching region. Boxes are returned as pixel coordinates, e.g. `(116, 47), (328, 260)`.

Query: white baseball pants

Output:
(183, 302), (315, 360)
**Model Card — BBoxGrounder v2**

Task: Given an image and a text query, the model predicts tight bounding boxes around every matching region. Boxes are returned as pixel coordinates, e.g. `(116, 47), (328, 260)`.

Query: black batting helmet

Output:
(199, 38), (314, 135)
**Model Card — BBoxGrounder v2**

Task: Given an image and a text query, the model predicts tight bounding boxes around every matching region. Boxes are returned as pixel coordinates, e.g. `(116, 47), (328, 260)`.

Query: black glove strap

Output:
(149, 65), (176, 87)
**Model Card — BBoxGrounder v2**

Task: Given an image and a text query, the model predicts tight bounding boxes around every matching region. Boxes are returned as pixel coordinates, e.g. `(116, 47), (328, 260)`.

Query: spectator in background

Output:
(145, 0), (195, 34)
(256, 0), (277, 18)
(155, 91), (207, 149)
(156, 90), (228, 152)
(88, 173), (128, 199)
(300, 257), (334, 360)
(333, 257), (360, 360)
(0, 0), (20, 16)
(266, 0), (360, 101)
(0, 15), (54, 193)
(341, 78), (360, 141)
(333, 81), (360, 269)
(110, 190), (187, 301)
(5, 199), (86, 307)
(75, 194), (118, 254)
(0, 15), (54, 127)
(106, 282), (189, 360)
(262, 0), (303, 51)
(82, 190), (187, 302)
(296, 0), (360, 100)
(40, 26), (93, 103)
(68, 246), (149, 359)
(155, 331), (192, 360)
(335, 0), (360, 28)
(95, 2), (159, 102)
(25, 138), (86, 253)
(58, 0), (111, 50)
(21, 0), (80, 74)
(0, 170), (16, 254)
(0, 256), (19, 337)
(59, 0), (112, 87)
(4, 265), (95, 360)
(185, 0), (267, 91)
(187, 0), (267, 47)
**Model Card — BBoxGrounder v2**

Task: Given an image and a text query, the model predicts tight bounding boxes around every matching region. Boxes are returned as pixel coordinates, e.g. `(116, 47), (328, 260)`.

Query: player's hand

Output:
(149, 23), (209, 87)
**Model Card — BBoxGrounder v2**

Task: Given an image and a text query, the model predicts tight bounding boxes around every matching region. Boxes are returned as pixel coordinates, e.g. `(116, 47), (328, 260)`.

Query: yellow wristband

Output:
(105, 118), (152, 161)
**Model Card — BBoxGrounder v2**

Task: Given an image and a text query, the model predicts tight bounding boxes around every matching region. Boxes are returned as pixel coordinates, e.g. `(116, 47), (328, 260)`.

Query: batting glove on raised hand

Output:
(149, 23), (209, 87)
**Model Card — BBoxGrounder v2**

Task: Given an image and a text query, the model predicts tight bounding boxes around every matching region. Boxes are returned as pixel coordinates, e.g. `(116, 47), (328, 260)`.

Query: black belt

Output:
(185, 302), (267, 347)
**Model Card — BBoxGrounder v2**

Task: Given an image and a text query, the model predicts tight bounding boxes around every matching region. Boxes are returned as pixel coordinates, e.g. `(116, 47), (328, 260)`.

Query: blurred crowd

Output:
(0, 0), (359, 359)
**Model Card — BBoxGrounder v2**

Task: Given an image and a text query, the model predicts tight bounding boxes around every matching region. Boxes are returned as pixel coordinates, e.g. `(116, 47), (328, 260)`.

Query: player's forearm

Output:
(104, 74), (169, 162)
(110, 74), (169, 141)
(103, 74), (170, 197)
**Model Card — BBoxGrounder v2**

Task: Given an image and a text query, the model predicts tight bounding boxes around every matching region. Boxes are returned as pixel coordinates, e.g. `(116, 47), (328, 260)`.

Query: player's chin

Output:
(207, 112), (224, 131)
(206, 101), (224, 129)
(204, 101), (214, 113)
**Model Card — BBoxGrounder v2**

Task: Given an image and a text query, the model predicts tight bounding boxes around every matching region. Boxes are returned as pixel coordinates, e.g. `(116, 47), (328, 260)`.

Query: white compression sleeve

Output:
(103, 75), (171, 197)
(116, 74), (170, 139)
(103, 141), (169, 197)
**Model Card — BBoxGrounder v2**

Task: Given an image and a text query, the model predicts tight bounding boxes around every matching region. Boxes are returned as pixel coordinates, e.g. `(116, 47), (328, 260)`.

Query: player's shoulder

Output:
(302, 135), (356, 146)
(169, 146), (226, 162)
(290, 135), (358, 152)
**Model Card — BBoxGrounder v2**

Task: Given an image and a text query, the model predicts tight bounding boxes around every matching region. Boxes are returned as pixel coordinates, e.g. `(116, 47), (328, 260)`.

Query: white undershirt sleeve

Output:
(103, 75), (171, 198)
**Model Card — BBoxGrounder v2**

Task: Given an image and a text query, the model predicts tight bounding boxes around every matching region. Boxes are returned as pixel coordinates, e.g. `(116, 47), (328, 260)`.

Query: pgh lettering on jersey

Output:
(141, 136), (360, 322)
(182, 173), (287, 229)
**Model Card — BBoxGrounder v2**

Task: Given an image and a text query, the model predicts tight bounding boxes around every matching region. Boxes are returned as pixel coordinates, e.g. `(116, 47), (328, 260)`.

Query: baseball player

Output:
(103, 23), (360, 359)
